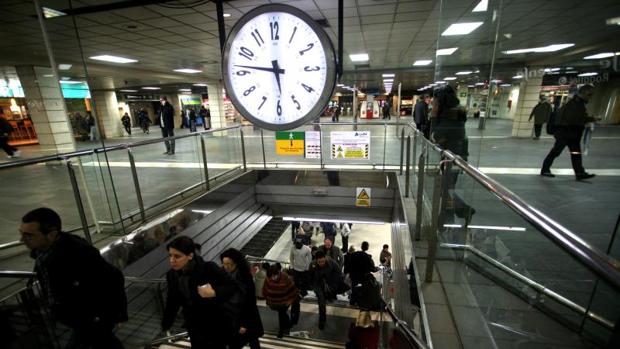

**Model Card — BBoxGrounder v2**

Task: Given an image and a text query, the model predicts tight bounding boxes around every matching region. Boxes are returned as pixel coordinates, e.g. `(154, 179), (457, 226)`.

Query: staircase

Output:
(158, 332), (345, 349)
(240, 217), (290, 258)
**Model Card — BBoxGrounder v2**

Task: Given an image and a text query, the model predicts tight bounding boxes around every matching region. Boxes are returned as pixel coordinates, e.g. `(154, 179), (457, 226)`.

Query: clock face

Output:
(222, 4), (336, 131)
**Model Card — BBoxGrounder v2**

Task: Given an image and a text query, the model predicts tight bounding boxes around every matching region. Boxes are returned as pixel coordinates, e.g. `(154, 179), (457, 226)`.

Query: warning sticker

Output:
(276, 131), (305, 156)
(330, 131), (370, 159)
(356, 187), (371, 207)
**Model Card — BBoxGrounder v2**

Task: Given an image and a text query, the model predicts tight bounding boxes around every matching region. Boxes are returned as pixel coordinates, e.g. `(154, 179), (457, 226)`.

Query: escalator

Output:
(240, 217), (290, 258)
(156, 332), (345, 349)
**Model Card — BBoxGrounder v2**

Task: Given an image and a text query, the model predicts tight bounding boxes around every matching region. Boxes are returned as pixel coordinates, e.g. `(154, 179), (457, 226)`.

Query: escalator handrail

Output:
(149, 331), (189, 346)
(245, 254), (291, 267)
(383, 299), (429, 349)
(405, 123), (620, 291)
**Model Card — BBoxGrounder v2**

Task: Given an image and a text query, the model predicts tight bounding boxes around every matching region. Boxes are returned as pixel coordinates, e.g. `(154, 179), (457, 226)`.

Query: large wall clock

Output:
(222, 4), (337, 131)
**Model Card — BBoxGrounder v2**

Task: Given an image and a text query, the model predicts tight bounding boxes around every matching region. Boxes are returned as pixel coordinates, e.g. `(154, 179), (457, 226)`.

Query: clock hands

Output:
(234, 60), (285, 93)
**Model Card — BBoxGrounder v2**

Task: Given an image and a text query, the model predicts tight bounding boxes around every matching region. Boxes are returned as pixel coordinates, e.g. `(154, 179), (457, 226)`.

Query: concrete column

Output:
(15, 66), (76, 152)
(207, 81), (227, 129)
(89, 77), (122, 139)
(511, 76), (543, 137)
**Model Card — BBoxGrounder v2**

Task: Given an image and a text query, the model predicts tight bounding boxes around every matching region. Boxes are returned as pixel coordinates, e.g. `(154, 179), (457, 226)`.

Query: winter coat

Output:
(414, 99), (429, 125)
(262, 271), (298, 309)
(310, 258), (345, 296)
(162, 256), (239, 335)
(431, 106), (469, 160)
(230, 270), (264, 339)
(557, 96), (597, 127)
(529, 102), (552, 124)
(318, 244), (344, 269)
(159, 102), (175, 130)
(31, 232), (127, 329)
(348, 251), (377, 285)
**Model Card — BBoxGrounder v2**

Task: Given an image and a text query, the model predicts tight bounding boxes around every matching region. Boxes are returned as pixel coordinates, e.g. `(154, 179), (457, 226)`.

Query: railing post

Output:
(200, 135), (211, 191)
(319, 124), (324, 169)
(127, 148), (146, 222)
(412, 131), (418, 171)
(239, 128), (247, 171)
(260, 129), (267, 169)
(405, 135), (411, 197)
(415, 148), (426, 241)
(424, 159), (444, 283)
(66, 159), (92, 245)
(399, 128), (405, 175)
(382, 122), (387, 171)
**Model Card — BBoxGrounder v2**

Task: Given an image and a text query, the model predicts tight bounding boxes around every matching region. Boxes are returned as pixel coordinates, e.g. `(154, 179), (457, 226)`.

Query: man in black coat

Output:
(159, 96), (176, 155)
(348, 241), (378, 287)
(20, 208), (128, 349)
(310, 250), (344, 330)
(414, 95), (430, 138)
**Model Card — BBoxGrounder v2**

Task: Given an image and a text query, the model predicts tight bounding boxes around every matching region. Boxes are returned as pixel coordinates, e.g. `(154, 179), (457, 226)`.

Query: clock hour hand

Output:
(271, 60), (283, 93)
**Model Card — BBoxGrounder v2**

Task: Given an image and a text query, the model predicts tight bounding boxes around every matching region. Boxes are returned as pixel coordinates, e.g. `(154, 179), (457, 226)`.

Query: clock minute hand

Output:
(271, 60), (283, 93)
(234, 64), (285, 75)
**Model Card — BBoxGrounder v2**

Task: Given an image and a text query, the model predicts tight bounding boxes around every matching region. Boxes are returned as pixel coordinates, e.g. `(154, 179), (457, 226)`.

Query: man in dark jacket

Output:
(529, 96), (552, 139)
(0, 117), (20, 158)
(541, 85), (598, 180)
(414, 95), (430, 138)
(159, 96), (176, 155)
(348, 241), (378, 287)
(310, 250), (344, 330)
(318, 237), (343, 270)
(20, 208), (128, 349)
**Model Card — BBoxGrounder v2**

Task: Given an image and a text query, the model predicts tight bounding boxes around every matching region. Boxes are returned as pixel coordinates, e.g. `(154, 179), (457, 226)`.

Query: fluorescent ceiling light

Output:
(455, 71), (472, 75)
(544, 68), (560, 72)
(442, 22), (483, 36)
(566, 71), (578, 74)
(436, 47), (458, 56)
(42, 7), (66, 18)
(179, 89), (192, 92)
(472, 0), (488, 12)
(434, 81), (447, 84)
(467, 85), (475, 88)
(443, 224), (526, 232)
(350, 53), (369, 62)
(193, 83), (208, 86)
(606, 17), (620, 25)
(191, 209), (214, 214)
(503, 43), (574, 54)
(382, 74), (395, 78)
(337, 83), (344, 87)
(491, 79), (502, 83)
(383, 79), (394, 82)
(413, 59), (433, 66)
(578, 72), (598, 77)
(282, 216), (384, 225)
(443, 77), (457, 80)
(223, 13), (231, 18)
(500, 84), (511, 87)
(90, 55), (138, 63)
(58, 64), (72, 70)
(142, 86), (160, 90)
(584, 52), (615, 59)
(512, 75), (523, 79)
(174, 68), (202, 74)
(475, 82), (485, 86)
(59, 80), (81, 84)
(43, 74), (54, 78)
(120, 89), (138, 92)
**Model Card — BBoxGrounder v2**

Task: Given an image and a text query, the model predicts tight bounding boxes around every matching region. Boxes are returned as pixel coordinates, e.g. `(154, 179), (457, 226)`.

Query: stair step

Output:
(158, 333), (345, 349)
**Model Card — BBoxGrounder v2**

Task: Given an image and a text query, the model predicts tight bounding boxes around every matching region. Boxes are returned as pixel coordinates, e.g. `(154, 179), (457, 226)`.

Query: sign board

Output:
(305, 131), (321, 159)
(331, 131), (370, 159)
(356, 187), (371, 207)
(276, 131), (305, 155)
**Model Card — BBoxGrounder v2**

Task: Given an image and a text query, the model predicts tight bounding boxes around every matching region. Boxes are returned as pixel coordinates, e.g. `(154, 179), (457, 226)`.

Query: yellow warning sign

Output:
(276, 131), (305, 156)
(356, 187), (371, 207)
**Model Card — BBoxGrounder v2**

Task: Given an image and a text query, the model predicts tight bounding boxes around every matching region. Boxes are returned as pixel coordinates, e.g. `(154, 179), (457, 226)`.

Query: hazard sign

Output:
(330, 131), (370, 159)
(356, 187), (371, 207)
(276, 131), (305, 156)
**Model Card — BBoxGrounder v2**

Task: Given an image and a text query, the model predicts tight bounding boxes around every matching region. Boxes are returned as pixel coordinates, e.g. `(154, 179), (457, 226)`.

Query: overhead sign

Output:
(331, 131), (370, 159)
(305, 131), (321, 159)
(276, 131), (305, 156)
(356, 187), (371, 207)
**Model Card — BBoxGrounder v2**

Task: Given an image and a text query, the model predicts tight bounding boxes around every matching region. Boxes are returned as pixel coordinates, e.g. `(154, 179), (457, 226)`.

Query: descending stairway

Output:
(240, 217), (290, 258)
(158, 332), (345, 349)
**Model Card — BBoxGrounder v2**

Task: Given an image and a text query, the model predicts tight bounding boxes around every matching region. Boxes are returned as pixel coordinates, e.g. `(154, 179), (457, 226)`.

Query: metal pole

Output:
(405, 136), (411, 197)
(415, 148), (426, 241)
(240, 128), (247, 171)
(424, 164), (444, 283)
(127, 148), (146, 222)
(382, 123), (387, 170)
(353, 85), (358, 131)
(200, 136), (211, 191)
(412, 130), (418, 171)
(260, 129), (267, 169)
(399, 128), (405, 175)
(66, 160), (92, 245)
(215, 0), (226, 52)
(319, 124), (324, 169)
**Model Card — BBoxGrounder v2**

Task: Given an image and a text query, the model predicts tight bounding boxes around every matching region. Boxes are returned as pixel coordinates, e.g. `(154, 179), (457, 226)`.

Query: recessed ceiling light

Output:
(42, 7), (66, 18)
(584, 52), (615, 59)
(503, 43), (574, 54)
(90, 55), (138, 63)
(472, 0), (488, 12)
(443, 77), (457, 80)
(142, 87), (161, 90)
(578, 72), (598, 77)
(179, 89), (192, 92)
(475, 82), (485, 86)
(223, 13), (231, 17)
(442, 22), (484, 36)
(566, 71), (578, 74)
(382, 74), (395, 78)
(436, 47), (458, 56)
(491, 79), (502, 83)
(512, 75), (523, 79)
(500, 83), (511, 87)
(467, 85), (475, 87)
(58, 64), (72, 70)
(383, 79), (394, 82)
(606, 16), (620, 25)
(350, 53), (369, 62)
(174, 68), (202, 74)
(413, 60), (433, 66)
(435, 81), (447, 84)
(543, 68), (560, 72)
(43, 74), (54, 78)
(337, 84), (344, 87)
(455, 71), (473, 75)
(120, 89), (138, 92)
(193, 83), (208, 86)
(59, 80), (82, 84)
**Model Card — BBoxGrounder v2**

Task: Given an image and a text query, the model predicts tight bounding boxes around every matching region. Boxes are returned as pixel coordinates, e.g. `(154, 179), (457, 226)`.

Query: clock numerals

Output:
(276, 100), (282, 116)
(251, 29), (264, 47)
(236, 70), (251, 76)
(258, 96), (267, 110)
(299, 43), (314, 56)
(291, 95), (301, 110)
(289, 26), (297, 44)
(270, 21), (280, 41)
(304, 66), (320, 72)
(301, 83), (315, 93)
(239, 47), (254, 60)
(243, 86), (256, 96)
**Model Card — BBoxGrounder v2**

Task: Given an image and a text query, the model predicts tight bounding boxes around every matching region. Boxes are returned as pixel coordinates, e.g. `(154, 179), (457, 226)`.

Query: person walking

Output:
(84, 111), (97, 141)
(262, 263), (298, 338)
(318, 237), (344, 270)
(121, 112), (131, 135)
(414, 94), (430, 138)
(221, 248), (264, 349)
(529, 96), (552, 139)
(162, 236), (240, 349)
(0, 117), (20, 158)
(19, 208), (128, 349)
(199, 106), (211, 130)
(348, 241), (378, 287)
(541, 85), (598, 180)
(159, 96), (175, 155)
(189, 108), (198, 132)
(340, 222), (351, 253)
(289, 237), (312, 326)
(332, 105), (341, 122)
(138, 108), (151, 134)
(310, 250), (346, 330)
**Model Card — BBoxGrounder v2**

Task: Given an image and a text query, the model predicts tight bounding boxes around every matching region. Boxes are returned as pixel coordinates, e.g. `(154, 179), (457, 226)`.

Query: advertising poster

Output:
(305, 131), (321, 159)
(330, 131), (370, 159)
(275, 131), (305, 155)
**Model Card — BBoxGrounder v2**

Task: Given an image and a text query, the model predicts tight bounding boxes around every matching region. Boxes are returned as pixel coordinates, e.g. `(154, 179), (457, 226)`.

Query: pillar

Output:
(88, 77), (122, 139)
(207, 81), (227, 130)
(16, 65), (76, 152)
(511, 76), (543, 137)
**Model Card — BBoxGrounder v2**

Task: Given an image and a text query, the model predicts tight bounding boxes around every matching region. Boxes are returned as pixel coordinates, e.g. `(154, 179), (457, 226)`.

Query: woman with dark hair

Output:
(162, 236), (239, 349)
(221, 248), (264, 349)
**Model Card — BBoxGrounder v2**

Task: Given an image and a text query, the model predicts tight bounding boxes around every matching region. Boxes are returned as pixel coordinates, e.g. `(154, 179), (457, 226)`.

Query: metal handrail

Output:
(0, 240), (24, 251)
(0, 270), (36, 278)
(383, 300), (429, 349)
(149, 331), (189, 346)
(124, 276), (166, 284)
(245, 255), (291, 267)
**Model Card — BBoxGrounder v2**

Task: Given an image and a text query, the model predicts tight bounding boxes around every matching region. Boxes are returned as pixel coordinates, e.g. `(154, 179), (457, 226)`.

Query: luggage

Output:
(351, 273), (382, 311)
